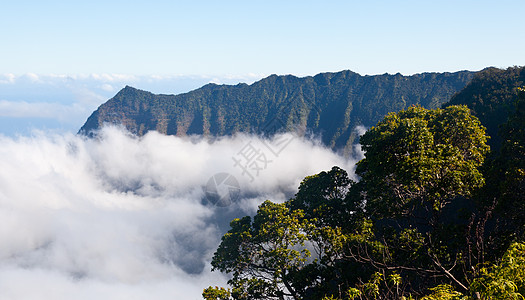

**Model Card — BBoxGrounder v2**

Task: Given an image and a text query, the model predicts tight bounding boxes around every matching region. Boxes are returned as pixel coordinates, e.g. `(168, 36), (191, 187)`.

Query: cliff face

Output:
(80, 70), (475, 154)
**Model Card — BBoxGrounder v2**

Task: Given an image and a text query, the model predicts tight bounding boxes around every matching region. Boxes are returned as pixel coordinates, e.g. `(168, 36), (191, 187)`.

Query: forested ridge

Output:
(80, 70), (474, 155)
(203, 68), (525, 299)
(445, 66), (525, 149)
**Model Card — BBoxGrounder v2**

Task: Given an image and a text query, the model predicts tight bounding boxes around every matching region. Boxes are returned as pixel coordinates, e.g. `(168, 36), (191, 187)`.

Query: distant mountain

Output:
(445, 66), (525, 149)
(80, 70), (475, 155)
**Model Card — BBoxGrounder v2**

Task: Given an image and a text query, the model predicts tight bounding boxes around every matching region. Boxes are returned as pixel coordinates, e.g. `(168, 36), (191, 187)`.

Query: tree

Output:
(208, 167), (360, 300)
(494, 88), (525, 239)
(475, 87), (525, 260)
(471, 242), (525, 299)
(420, 284), (467, 300)
(202, 286), (231, 300)
(288, 166), (356, 228)
(353, 105), (489, 294)
(209, 201), (313, 299)
(356, 105), (489, 219)
(205, 105), (491, 299)
(286, 167), (368, 298)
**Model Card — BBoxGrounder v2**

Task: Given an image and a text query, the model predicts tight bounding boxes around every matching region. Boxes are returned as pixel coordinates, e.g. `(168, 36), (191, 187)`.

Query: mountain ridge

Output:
(80, 69), (476, 155)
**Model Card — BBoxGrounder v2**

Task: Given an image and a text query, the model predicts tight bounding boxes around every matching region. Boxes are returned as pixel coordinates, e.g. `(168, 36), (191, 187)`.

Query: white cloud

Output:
(353, 125), (368, 161)
(100, 83), (115, 92)
(0, 100), (88, 122)
(0, 73), (16, 84)
(208, 78), (222, 84)
(90, 73), (138, 82)
(354, 125), (367, 136)
(24, 73), (41, 83)
(0, 127), (359, 299)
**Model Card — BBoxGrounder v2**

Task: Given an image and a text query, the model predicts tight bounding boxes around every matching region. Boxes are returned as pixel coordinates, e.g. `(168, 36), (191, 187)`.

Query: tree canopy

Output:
(356, 105), (489, 218)
(204, 101), (525, 299)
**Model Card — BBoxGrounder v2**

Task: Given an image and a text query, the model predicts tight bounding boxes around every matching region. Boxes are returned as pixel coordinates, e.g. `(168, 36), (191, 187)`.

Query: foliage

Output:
(288, 166), (356, 228)
(419, 242), (525, 300)
(493, 88), (525, 238)
(202, 286), (231, 300)
(210, 167), (363, 299)
(205, 89), (525, 299)
(211, 201), (315, 299)
(420, 284), (467, 300)
(476, 86), (525, 256)
(352, 106), (490, 296)
(356, 105), (489, 218)
(471, 242), (525, 299)
(446, 66), (525, 149)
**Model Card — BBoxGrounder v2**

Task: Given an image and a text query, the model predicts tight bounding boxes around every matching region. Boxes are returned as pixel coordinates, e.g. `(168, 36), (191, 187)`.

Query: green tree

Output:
(476, 87), (525, 260)
(288, 166), (356, 228)
(420, 243), (525, 299)
(356, 105), (489, 218)
(353, 105), (489, 293)
(210, 201), (314, 299)
(471, 242), (525, 299)
(421, 284), (467, 300)
(202, 286), (231, 300)
(286, 167), (368, 298)
(494, 88), (525, 239)
(209, 167), (361, 300)
(206, 105), (492, 299)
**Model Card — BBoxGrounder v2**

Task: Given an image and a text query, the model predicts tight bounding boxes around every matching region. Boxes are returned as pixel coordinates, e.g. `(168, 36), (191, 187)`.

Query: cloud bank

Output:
(0, 127), (359, 299)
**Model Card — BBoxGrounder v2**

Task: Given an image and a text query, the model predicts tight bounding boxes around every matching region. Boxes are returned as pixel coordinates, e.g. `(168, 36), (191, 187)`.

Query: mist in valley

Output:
(0, 126), (360, 299)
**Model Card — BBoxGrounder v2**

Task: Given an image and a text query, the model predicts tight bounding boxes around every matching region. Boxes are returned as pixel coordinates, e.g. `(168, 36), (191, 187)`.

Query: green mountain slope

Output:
(445, 66), (525, 149)
(80, 70), (474, 154)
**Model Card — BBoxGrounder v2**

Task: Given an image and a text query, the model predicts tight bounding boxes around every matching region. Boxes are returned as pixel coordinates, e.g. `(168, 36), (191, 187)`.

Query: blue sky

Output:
(2, 0), (524, 76)
(0, 0), (524, 135)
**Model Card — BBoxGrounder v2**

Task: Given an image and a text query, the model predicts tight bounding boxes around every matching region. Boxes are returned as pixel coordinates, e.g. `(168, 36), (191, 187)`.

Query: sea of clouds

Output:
(0, 126), (361, 300)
